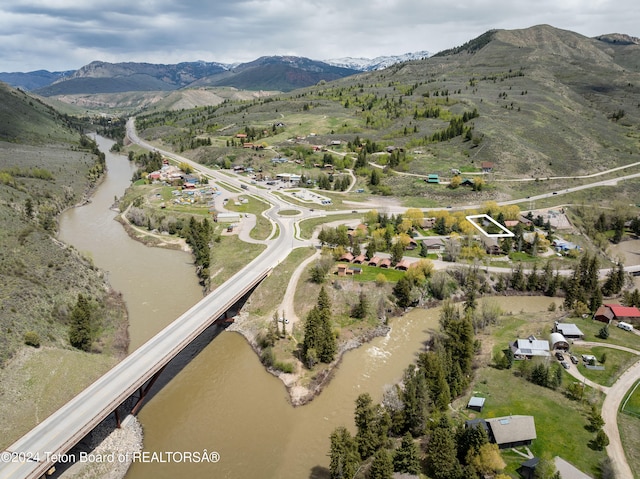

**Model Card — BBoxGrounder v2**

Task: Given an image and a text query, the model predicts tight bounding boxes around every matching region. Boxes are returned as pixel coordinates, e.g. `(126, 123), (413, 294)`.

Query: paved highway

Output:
(0, 123), (300, 479)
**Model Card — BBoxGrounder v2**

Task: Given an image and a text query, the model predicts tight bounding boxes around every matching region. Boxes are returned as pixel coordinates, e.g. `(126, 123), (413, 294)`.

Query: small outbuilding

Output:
(553, 322), (584, 339)
(467, 396), (486, 412)
(550, 332), (570, 351)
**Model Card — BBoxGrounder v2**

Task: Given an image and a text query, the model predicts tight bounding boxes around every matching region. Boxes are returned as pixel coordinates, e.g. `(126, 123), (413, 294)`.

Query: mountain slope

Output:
(134, 24), (640, 197)
(34, 60), (229, 95)
(0, 83), (127, 364)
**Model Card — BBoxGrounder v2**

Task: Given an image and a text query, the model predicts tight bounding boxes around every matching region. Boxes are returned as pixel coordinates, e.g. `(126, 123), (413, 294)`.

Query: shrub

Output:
(24, 331), (41, 348)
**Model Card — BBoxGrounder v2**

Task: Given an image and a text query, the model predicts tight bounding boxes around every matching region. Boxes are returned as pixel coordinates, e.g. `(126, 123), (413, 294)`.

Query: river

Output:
(59, 136), (561, 479)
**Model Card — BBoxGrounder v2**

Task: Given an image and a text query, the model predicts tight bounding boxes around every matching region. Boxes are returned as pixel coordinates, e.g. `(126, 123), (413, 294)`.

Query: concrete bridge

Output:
(0, 259), (278, 479)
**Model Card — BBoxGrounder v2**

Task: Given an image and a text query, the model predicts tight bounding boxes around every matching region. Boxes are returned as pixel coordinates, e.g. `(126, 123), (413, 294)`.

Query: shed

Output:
(467, 396), (486, 412)
(553, 322), (584, 339)
(379, 258), (392, 268)
(550, 332), (570, 351)
(368, 256), (381, 266)
(593, 305), (614, 323)
(518, 457), (540, 479)
(426, 174), (440, 184)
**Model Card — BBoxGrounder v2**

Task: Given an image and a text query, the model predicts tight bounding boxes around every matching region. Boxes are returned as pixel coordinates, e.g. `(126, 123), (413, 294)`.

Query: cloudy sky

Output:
(1, 0), (639, 72)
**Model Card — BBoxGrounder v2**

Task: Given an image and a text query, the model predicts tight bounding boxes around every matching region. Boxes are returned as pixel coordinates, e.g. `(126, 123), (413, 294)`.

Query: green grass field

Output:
(469, 367), (606, 477)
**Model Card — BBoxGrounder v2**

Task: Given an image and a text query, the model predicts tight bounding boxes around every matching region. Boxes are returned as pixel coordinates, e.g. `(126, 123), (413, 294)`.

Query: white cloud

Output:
(0, 0), (637, 72)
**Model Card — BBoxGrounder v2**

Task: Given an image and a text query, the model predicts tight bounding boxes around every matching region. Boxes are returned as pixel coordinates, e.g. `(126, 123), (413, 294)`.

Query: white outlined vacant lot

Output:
(466, 214), (515, 238)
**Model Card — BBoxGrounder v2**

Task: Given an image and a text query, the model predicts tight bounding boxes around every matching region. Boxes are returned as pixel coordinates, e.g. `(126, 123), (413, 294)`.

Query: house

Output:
(422, 238), (445, 253)
(379, 258), (392, 268)
(485, 415), (536, 449)
(480, 236), (502, 255)
(481, 161), (494, 173)
(421, 217), (436, 229)
(395, 259), (411, 271)
(406, 238), (418, 250)
(467, 415), (536, 449)
(461, 178), (475, 187)
(553, 322), (584, 339)
(368, 256), (381, 267)
(339, 252), (354, 263)
(337, 264), (361, 276)
(510, 335), (550, 359)
(337, 264), (350, 276)
(353, 254), (366, 264)
(518, 458), (541, 479)
(553, 239), (580, 253)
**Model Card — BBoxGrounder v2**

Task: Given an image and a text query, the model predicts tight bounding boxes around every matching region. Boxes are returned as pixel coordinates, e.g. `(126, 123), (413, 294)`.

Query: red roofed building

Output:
(605, 304), (640, 323)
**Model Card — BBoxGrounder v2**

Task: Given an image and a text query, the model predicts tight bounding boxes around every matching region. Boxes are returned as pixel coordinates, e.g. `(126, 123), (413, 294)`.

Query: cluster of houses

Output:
(509, 321), (585, 360)
(336, 250), (415, 276)
(148, 161), (200, 187)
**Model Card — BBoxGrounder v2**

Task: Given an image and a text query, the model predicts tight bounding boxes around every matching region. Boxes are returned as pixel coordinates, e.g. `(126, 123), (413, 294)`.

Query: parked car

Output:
(555, 352), (565, 361)
(561, 361), (570, 370)
(570, 355), (579, 364)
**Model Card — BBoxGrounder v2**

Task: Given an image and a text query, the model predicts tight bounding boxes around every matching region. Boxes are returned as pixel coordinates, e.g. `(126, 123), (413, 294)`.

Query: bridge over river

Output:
(0, 237), (292, 479)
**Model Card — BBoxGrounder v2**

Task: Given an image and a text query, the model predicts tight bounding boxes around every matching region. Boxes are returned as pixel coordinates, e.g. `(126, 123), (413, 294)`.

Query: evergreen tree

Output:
(301, 286), (336, 364)
(456, 423), (488, 464)
(401, 365), (429, 437)
(393, 276), (413, 308)
(351, 290), (369, 319)
(426, 418), (463, 479)
(69, 294), (93, 352)
(329, 427), (360, 479)
(354, 392), (376, 458)
(393, 433), (421, 475)
(369, 449), (394, 479)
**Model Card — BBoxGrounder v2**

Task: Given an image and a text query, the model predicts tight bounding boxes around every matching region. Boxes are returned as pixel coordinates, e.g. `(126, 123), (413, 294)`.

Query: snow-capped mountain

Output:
(324, 51), (431, 71)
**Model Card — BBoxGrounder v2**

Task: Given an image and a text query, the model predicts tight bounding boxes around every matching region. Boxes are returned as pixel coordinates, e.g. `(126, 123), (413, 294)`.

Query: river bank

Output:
(228, 311), (391, 406)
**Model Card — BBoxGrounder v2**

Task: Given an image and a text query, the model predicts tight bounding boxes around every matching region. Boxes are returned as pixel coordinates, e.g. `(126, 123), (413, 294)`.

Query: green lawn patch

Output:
(570, 345), (638, 387)
(223, 195), (272, 240)
(278, 209), (300, 216)
(621, 380), (640, 418)
(469, 367), (606, 477)
(298, 213), (361, 239)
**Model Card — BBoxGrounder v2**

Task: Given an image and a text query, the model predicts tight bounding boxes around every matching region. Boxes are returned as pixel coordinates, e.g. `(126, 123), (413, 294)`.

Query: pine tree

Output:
(393, 433), (421, 474)
(426, 419), (463, 479)
(329, 427), (360, 479)
(369, 449), (394, 479)
(69, 294), (93, 352)
(354, 393), (387, 459)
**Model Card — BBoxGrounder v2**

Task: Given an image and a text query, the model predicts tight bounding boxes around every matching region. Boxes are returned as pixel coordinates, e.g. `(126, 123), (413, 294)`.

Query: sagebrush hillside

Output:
(133, 25), (640, 203)
(0, 83), (127, 365)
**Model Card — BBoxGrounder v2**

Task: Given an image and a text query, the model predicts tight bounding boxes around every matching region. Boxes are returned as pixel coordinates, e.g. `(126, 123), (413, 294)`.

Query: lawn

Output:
(468, 367), (606, 477)
(223, 195), (273, 240)
(298, 213), (361, 239)
(569, 345), (638, 387)
(208, 237), (266, 289)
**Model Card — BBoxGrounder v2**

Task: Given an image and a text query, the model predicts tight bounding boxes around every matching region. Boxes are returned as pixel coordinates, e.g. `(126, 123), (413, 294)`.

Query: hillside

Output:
(0, 83), (127, 365)
(132, 24), (640, 204)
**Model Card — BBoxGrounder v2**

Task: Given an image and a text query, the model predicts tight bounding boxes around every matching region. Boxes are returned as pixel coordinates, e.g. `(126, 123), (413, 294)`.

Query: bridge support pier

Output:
(114, 408), (121, 429)
(131, 366), (166, 416)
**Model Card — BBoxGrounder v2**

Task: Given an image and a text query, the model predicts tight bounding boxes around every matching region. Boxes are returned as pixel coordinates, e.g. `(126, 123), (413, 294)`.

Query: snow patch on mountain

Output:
(324, 51), (431, 71)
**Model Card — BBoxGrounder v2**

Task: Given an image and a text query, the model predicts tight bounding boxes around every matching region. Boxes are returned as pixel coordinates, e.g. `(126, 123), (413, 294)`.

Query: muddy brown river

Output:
(59, 136), (559, 479)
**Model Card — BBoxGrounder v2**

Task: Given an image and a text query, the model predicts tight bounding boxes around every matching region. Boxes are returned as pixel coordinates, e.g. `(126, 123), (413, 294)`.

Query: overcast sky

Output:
(1, 0), (639, 72)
